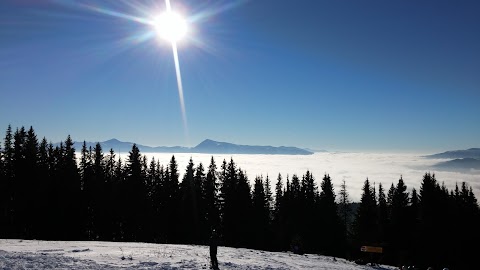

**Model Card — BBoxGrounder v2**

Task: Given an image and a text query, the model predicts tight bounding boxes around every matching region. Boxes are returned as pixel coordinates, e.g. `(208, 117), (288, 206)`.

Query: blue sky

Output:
(1, 0), (479, 152)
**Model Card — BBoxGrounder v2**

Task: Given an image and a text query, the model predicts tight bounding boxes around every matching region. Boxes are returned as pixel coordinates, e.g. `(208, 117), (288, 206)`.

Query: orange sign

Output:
(360, 246), (383, 253)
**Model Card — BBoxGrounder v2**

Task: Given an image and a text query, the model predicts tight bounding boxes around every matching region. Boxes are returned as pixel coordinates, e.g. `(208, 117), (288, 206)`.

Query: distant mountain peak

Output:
(68, 138), (314, 155)
(193, 139), (313, 155)
(197, 139), (223, 146)
(104, 138), (122, 143)
(425, 148), (480, 173)
(425, 148), (480, 159)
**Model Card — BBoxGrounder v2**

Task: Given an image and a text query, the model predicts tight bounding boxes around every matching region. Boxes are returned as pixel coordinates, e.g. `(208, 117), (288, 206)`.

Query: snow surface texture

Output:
(0, 239), (397, 270)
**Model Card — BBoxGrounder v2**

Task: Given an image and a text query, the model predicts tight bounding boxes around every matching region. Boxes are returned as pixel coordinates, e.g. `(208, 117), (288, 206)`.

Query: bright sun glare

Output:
(154, 11), (188, 43)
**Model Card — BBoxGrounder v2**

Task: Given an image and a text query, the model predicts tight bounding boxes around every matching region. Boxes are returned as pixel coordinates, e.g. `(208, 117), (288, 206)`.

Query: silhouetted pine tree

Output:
(80, 142), (95, 239)
(252, 175), (270, 250)
(449, 182), (480, 269)
(179, 158), (202, 244)
(23, 127), (41, 238)
(264, 174), (274, 250)
(220, 158), (252, 247)
(164, 155), (180, 243)
(100, 148), (118, 241)
(338, 178), (352, 258)
(287, 174), (303, 253)
(407, 187), (420, 266)
(110, 153), (126, 240)
(418, 172), (443, 268)
(386, 183), (395, 207)
(318, 173), (343, 256)
(42, 141), (57, 240)
(272, 173), (287, 251)
(264, 174), (273, 217)
(146, 157), (157, 194)
(123, 143), (147, 241)
(12, 126), (27, 238)
(219, 158), (237, 246)
(300, 171), (319, 253)
(0, 133), (5, 238)
(149, 159), (165, 243)
(46, 142), (61, 239)
(57, 135), (82, 240)
(283, 174), (293, 250)
(376, 183), (389, 251)
(0, 126), (13, 238)
(193, 162), (207, 243)
(274, 174), (283, 219)
(235, 169), (253, 247)
(389, 176), (410, 265)
(203, 157), (220, 239)
(141, 155), (148, 184)
(352, 178), (377, 257)
(105, 149), (116, 183)
(92, 143), (109, 241)
(140, 154), (155, 240)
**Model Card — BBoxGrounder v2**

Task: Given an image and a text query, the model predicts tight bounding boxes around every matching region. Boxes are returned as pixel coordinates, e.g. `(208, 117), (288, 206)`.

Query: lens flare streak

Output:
(164, 0), (188, 139)
(171, 41), (188, 138)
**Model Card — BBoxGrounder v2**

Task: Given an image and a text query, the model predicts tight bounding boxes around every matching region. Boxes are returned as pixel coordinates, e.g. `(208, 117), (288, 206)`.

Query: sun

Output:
(154, 10), (188, 43)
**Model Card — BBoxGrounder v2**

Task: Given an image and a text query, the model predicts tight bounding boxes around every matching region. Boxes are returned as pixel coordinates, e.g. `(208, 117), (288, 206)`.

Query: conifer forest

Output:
(0, 125), (479, 269)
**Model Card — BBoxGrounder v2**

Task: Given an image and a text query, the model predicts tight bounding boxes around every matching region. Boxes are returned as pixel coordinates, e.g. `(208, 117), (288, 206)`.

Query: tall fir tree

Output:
(59, 135), (82, 240)
(0, 125), (15, 238)
(300, 171), (318, 253)
(318, 174), (343, 256)
(235, 169), (252, 247)
(274, 173), (283, 219)
(338, 178), (352, 249)
(0, 132), (5, 238)
(203, 157), (220, 237)
(376, 183), (389, 248)
(179, 158), (201, 244)
(418, 172), (443, 268)
(92, 143), (109, 240)
(105, 149), (116, 183)
(272, 173), (287, 250)
(12, 126), (27, 238)
(252, 175), (271, 250)
(219, 158), (237, 246)
(389, 176), (410, 265)
(264, 174), (273, 216)
(165, 155), (180, 243)
(23, 127), (40, 238)
(353, 178), (378, 255)
(150, 160), (166, 243)
(146, 157), (158, 194)
(123, 143), (147, 241)
(79, 142), (95, 239)
(407, 187), (420, 266)
(287, 174), (303, 253)
(220, 158), (253, 247)
(37, 137), (52, 239)
(193, 162), (207, 243)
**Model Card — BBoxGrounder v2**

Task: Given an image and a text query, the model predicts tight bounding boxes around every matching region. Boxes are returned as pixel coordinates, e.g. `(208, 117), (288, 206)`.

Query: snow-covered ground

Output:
(0, 239), (397, 270)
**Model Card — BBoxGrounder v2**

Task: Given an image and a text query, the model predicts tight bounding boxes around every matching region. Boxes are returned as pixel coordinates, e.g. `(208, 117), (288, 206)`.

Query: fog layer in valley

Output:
(113, 152), (480, 202)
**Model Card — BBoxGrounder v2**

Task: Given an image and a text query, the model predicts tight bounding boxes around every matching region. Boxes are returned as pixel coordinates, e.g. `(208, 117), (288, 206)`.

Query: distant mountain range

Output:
(425, 148), (480, 159)
(70, 139), (314, 155)
(426, 148), (480, 173)
(432, 158), (480, 172)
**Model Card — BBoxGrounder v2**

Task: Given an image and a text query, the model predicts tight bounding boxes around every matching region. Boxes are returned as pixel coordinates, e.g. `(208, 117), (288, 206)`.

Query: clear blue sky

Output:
(1, 0), (479, 152)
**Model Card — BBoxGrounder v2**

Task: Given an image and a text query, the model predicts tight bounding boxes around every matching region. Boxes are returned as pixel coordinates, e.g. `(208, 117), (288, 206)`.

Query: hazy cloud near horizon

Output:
(114, 152), (479, 202)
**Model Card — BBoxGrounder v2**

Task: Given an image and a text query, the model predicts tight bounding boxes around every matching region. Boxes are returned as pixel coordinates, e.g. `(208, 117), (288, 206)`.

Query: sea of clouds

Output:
(116, 152), (480, 203)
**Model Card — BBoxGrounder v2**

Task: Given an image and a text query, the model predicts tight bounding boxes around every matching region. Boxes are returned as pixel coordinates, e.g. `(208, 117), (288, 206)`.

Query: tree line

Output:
(0, 125), (479, 269)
